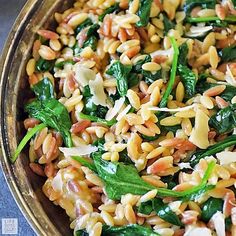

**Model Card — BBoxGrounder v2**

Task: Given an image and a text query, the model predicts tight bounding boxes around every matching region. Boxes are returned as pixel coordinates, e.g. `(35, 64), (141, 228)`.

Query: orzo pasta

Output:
(12, 0), (236, 235)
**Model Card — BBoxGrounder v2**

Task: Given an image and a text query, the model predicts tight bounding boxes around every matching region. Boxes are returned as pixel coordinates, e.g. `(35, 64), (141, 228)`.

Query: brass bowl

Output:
(0, 0), (75, 235)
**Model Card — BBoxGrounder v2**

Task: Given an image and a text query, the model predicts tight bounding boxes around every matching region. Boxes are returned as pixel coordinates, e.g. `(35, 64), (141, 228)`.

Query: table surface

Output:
(0, 0), (36, 235)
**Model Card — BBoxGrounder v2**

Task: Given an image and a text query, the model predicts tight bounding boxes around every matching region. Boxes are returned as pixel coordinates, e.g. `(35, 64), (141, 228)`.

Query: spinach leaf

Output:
(32, 77), (54, 100)
(136, 0), (152, 27)
(201, 197), (223, 222)
(178, 42), (188, 66)
(75, 18), (93, 35)
(209, 104), (236, 134)
(159, 37), (179, 108)
(82, 35), (98, 51)
(71, 156), (97, 172)
(132, 55), (162, 85)
(220, 45), (236, 62)
(25, 99), (72, 147)
(186, 15), (236, 24)
(178, 64), (197, 97)
(119, 149), (133, 164)
(184, 0), (217, 15)
(102, 224), (160, 236)
(196, 82), (236, 102)
(225, 217), (232, 230)
(36, 57), (54, 72)
(82, 85), (92, 97)
(232, 0), (236, 9)
(93, 152), (215, 200)
(76, 224), (160, 236)
(133, 55), (151, 73)
(142, 70), (162, 85)
(92, 138), (105, 152)
(177, 43), (197, 98)
(54, 59), (75, 69)
(128, 73), (140, 88)
(152, 198), (183, 226)
(137, 200), (153, 215)
(93, 153), (155, 200)
(163, 14), (175, 35)
(11, 123), (47, 163)
(74, 24), (99, 55)
(87, 24), (100, 38)
(141, 134), (159, 141)
(106, 61), (132, 96)
(139, 199), (183, 226)
(79, 112), (116, 127)
(99, 3), (120, 21)
(189, 135), (236, 166)
(25, 78), (72, 147)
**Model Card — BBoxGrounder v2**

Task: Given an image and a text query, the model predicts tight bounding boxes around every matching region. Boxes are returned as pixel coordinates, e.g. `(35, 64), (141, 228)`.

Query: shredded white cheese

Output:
(59, 145), (98, 156)
(89, 73), (108, 107)
(73, 64), (96, 86)
(184, 226), (212, 236)
(216, 151), (236, 165)
(225, 65), (236, 87)
(211, 211), (225, 236)
(116, 105), (132, 121)
(150, 47), (173, 58)
(185, 26), (213, 37)
(105, 97), (125, 121)
(51, 172), (63, 192)
(189, 108), (210, 149)
(149, 104), (196, 112)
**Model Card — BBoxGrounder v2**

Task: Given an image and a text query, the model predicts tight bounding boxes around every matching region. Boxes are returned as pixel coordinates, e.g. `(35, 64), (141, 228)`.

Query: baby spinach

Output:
(11, 123), (47, 163)
(92, 138), (105, 152)
(138, 199), (183, 226)
(74, 24), (99, 55)
(93, 152), (215, 200)
(76, 224), (160, 236)
(71, 156), (97, 172)
(36, 57), (54, 72)
(76, 230), (88, 236)
(119, 149), (133, 164)
(159, 37), (179, 108)
(189, 135), (236, 166)
(152, 198), (183, 226)
(75, 18), (93, 35)
(25, 78), (72, 147)
(106, 61), (132, 96)
(93, 153), (155, 200)
(220, 45), (236, 62)
(196, 82), (236, 102)
(54, 59), (75, 69)
(177, 43), (197, 98)
(32, 77), (54, 100)
(232, 0), (236, 8)
(178, 64), (197, 97)
(201, 197), (223, 222)
(184, 0), (216, 15)
(99, 3), (120, 21)
(138, 200), (153, 215)
(209, 104), (236, 134)
(163, 14), (176, 35)
(79, 112), (116, 126)
(102, 224), (160, 236)
(178, 42), (188, 66)
(132, 55), (162, 85)
(186, 15), (236, 24)
(25, 99), (72, 147)
(136, 0), (152, 27)
(82, 86), (109, 119)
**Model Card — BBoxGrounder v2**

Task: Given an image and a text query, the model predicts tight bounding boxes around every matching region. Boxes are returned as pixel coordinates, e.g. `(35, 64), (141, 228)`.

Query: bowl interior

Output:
(0, 0), (75, 235)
